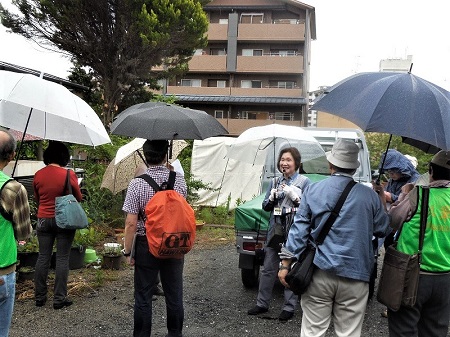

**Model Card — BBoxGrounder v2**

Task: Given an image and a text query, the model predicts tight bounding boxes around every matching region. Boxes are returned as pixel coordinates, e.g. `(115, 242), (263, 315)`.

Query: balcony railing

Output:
(207, 23), (228, 41)
(165, 86), (303, 97)
(188, 55), (227, 72)
(237, 23), (305, 41)
(236, 55), (303, 74)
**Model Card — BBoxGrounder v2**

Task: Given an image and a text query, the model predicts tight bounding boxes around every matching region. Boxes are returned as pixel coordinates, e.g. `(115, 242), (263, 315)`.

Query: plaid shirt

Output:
(122, 165), (187, 236)
(1, 178), (32, 240)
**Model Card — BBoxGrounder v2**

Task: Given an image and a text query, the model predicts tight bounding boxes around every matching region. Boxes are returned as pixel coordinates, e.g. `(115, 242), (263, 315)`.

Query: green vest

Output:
(0, 170), (17, 269)
(398, 186), (450, 272)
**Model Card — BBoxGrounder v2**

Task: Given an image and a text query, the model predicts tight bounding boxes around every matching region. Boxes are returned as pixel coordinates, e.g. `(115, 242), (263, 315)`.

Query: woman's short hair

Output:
(43, 141), (70, 166)
(277, 147), (301, 173)
(143, 140), (169, 165)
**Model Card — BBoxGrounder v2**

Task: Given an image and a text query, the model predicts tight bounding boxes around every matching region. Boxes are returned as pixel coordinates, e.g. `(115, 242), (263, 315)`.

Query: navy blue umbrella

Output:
(312, 69), (450, 153)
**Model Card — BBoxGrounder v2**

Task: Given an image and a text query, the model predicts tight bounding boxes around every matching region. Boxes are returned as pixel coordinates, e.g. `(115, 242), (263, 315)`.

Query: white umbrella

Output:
(227, 124), (328, 174)
(0, 70), (110, 146)
(101, 138), (188, 194)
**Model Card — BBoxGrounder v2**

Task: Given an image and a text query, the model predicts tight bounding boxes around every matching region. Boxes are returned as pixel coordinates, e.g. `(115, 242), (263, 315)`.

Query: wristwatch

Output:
(279, 262), (290, 271)
(121, 248), (131, 257)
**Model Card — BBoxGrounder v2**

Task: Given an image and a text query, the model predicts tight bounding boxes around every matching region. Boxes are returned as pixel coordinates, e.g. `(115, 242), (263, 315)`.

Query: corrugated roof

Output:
(173, 95), (307, 105)
(0, 61), (89, 91)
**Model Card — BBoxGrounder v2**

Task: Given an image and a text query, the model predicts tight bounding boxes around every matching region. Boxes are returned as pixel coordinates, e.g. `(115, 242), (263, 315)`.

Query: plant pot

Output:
(18, 268), (35, 282)
(17, 251), (39, 268)
(102, 255), (123, 270)
(69, 246), (86, 270)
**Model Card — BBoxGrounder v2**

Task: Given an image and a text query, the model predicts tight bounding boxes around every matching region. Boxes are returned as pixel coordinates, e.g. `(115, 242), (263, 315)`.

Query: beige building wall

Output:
(316, 111), (361, 129)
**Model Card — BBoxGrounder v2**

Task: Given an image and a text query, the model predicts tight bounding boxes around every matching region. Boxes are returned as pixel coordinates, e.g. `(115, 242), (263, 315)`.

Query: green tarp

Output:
(234, 174), (329, 231)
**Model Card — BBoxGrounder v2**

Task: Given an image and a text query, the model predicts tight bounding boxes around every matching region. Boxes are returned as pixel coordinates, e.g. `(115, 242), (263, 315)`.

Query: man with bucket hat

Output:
(388, 150), (450, 337)
(278, 139), (391, 337)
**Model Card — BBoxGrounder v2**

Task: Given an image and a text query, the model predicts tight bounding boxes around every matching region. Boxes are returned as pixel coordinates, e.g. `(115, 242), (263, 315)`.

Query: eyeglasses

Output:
(386, 169), (401, 174)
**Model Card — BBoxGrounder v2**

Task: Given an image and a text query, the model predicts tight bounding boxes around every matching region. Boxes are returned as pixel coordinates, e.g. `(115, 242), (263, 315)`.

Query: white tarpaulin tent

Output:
(191, 137), (264, 209)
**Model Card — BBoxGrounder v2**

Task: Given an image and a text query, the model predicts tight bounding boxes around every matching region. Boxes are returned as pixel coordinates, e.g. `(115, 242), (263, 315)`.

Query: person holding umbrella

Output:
(248, 147), (311, 321)
(388, 150), (450, 336)
(122, 139), (187, 337)
(0, 130), (31, 337)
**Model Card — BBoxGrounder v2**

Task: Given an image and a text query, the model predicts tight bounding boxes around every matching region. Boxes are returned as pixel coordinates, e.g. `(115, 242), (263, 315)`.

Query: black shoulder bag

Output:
(285, 180), (356, 295)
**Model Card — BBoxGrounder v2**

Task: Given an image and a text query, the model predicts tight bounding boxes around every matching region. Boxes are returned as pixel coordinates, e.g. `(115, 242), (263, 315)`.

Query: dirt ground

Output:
(9, 230), (449, 337)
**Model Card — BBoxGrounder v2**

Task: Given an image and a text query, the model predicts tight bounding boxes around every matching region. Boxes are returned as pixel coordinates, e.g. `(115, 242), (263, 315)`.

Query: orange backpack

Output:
(138, 171), (196, 259)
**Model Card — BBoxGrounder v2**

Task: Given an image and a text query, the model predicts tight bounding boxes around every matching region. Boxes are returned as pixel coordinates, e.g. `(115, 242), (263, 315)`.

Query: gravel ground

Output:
(8, 237), (432, 337)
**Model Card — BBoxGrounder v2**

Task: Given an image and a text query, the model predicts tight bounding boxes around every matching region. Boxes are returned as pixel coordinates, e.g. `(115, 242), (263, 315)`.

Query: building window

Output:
(275, 112), (294, 121)
(242, 49), (263, 56)
(240, 13), (263, 24)
(219, 18), (228, 24)
(208, 79), (227, 88)
(210, 48), (226, 56)
(270, 49), (297, 56)
(269, 81), (296, 89)
(241, 80), (262, 89)
(215, 110), (225, 119)
(180, 79), (201, 87)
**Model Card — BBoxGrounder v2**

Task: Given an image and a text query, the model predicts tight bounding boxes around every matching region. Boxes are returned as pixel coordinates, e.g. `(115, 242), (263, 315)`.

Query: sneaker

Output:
(279, 310), (294, 321)
(247, 305), (268, 315)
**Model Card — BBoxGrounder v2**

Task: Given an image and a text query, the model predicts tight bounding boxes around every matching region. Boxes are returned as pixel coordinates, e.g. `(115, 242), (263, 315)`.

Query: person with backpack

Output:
(248, 147), (310, 321)
(0, 130), (32, 336)
(122, 139), (188, 337)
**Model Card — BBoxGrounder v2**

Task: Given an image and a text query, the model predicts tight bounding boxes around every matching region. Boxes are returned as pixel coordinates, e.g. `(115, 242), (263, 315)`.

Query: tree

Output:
(0, 0), (209, 125)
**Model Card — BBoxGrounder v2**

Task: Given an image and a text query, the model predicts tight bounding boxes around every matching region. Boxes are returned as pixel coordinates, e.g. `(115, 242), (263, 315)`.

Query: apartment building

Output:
(155, 0), (316, 135)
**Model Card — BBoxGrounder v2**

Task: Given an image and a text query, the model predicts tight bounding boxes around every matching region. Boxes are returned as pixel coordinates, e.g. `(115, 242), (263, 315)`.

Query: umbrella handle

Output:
(12, 108), (33, 177)
(376, 134), (393, 185)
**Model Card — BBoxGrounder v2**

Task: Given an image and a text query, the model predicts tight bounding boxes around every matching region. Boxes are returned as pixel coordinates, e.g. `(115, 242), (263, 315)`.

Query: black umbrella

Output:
(110, 102), (228, 140)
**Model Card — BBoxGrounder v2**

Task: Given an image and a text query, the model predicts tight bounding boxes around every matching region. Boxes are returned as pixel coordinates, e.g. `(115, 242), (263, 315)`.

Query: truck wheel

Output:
(241, 265), (260, 288)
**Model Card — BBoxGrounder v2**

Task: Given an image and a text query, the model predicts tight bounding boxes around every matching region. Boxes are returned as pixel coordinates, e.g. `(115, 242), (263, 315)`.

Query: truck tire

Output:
(241, 265), (260, 288)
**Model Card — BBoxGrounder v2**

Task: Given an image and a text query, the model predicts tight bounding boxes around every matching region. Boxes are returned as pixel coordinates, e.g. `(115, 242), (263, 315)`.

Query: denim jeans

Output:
(133, 235), (184, 337)
(35, 218), (75, 305)
(0, 271), (16, 337)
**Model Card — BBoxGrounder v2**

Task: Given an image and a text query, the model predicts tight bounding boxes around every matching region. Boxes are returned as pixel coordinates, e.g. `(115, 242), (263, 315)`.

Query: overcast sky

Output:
(1, 0), (450, 91)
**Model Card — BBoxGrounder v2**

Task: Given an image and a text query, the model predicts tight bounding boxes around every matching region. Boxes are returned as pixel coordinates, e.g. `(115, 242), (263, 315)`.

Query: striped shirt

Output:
(122, 165), (187, 236)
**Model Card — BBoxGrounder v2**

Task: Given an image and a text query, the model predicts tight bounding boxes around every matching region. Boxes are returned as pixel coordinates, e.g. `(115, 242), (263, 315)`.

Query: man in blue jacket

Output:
(279, 139), (391, 337)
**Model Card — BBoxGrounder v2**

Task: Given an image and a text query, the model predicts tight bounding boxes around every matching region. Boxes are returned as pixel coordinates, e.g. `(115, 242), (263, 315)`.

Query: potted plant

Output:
(17, 232), (39, 268)
(101, 243), (123, 270)
(17, 266), (35, 282)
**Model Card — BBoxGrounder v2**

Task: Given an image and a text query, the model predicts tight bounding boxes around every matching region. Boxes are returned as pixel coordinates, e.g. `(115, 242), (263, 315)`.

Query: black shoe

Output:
(279, 310), (294, 321)
(248, 305), (268, 315)
(53, 299), (73, 310)
(35, 299), (46, 307)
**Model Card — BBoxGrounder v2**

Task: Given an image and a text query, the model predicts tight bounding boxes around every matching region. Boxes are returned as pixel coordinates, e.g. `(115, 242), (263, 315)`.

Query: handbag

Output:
(55, 170), (89, 230)
(377, 187), (429, 311)
(286, 180), (356, 295)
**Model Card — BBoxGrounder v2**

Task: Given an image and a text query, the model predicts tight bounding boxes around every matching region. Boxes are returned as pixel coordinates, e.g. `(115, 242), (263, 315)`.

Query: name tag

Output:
(274, 207), (282, 216)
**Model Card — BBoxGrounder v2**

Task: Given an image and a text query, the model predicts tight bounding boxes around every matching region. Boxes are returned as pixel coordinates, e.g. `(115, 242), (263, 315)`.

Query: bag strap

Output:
(63, 170), (73, 195)
(418, 186), (429, 263)
(138, 174), (161, 193)
(316, 180), (357, 245)
(138, 171), (176, 192)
